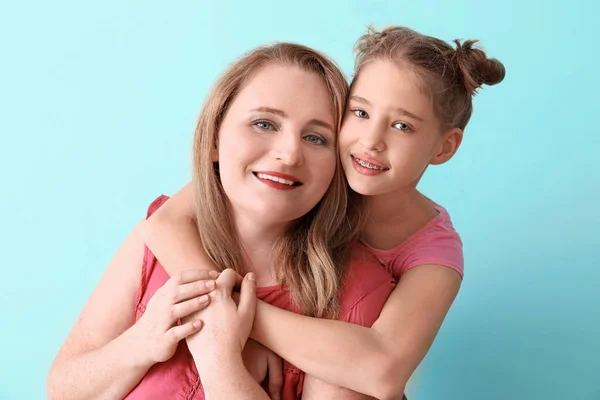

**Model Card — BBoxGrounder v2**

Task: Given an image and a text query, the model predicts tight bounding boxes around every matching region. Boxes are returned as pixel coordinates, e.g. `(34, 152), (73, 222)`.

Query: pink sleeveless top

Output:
(125, 195), (395, 400)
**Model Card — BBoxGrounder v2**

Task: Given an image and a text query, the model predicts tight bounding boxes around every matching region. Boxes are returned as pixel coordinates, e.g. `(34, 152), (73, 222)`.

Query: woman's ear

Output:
(210, 146), (218, 162)
(430, 128), (463, 165)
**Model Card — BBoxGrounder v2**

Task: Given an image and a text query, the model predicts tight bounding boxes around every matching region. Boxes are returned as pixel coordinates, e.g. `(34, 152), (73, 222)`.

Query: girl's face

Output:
(217, 64), (337, 227)
(339, 59), (447, 197)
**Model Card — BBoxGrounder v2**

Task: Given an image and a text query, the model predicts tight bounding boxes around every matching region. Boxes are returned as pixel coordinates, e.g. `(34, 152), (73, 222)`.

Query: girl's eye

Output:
(254, 120), (275, 130)
(393, 121), (412, 132)
(352, 109), (369, 119)
(304, 134), (326, 146)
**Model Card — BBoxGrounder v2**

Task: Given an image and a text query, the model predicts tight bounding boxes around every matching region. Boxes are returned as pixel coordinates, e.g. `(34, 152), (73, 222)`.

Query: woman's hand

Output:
(185, 268), (257, 361)
(132, 269), (218, 365)
(243, 339), (284, 400)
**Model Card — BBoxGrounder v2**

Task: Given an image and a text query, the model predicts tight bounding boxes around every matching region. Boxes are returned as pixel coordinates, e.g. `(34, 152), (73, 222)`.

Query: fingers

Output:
(237, 272), (257, 328)
(231, 291), (241, 306)
(174, 269), (219, 285)
(233, 270), (244, 289)
(170, 294), (210, 320)
(215, 268), (238, 296)
(165, 319), (203, 343)
(174, 279), (216, 302)
(267, 353), (284, 400)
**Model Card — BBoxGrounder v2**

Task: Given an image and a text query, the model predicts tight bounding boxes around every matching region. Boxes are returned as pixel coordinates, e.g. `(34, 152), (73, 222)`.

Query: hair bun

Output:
(453, 39), (505, 95)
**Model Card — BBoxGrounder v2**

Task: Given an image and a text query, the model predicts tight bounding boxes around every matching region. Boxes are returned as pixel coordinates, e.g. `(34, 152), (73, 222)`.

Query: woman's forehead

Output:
(230, 64), (336, 123)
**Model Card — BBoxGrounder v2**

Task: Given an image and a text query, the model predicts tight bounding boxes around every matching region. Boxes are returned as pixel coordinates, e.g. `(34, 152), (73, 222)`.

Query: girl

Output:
(47, 43), (395, 399)
(143, 26), (506, 399)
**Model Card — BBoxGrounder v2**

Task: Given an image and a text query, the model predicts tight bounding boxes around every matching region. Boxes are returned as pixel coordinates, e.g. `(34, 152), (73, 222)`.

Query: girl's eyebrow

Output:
(349, 95), (370, 105)
(350, 95), (424, 122)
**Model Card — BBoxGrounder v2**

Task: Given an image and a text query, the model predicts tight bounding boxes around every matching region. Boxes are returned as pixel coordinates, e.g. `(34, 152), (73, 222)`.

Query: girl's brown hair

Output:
(192, 43), (363, 317)
(353, 26), (505, 131)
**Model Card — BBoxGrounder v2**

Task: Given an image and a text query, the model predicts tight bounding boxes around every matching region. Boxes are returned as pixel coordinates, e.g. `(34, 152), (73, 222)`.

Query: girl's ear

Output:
(430, 128), (463, 165)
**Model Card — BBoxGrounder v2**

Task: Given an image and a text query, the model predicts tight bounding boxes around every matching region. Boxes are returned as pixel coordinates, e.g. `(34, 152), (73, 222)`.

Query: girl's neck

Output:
(362, 188), (438, 250)
(231, 210), (289, 287)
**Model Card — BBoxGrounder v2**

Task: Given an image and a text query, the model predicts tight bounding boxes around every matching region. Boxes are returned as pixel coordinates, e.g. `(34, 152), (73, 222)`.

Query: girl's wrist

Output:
(195, 347), (244, 376)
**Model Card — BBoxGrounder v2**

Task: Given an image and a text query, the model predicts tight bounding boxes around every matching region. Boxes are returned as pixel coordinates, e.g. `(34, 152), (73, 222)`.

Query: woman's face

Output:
(217, 63), (337, 227)
(339, 59), (445, 197)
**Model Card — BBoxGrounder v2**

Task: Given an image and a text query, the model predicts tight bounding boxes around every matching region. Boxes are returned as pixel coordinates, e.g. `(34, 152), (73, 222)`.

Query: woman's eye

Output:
(254, 120), (275, 130)
(393, 121), (412, 132)
(304, 134), (326, 145)
(353, 109), (369, 119)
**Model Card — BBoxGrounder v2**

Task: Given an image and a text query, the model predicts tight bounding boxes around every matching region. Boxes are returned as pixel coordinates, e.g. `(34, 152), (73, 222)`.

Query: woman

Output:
(47, 43), (395, 399)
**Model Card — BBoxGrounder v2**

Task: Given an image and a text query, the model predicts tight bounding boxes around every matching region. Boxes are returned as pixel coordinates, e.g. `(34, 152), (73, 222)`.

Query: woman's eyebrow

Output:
(251, 106), (334, 132)
(308, 118), (334, 132)
(250, 106), (287, 117)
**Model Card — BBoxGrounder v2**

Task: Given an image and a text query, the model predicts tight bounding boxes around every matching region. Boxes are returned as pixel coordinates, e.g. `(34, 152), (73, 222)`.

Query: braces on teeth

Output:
(354, 157), (386, 171)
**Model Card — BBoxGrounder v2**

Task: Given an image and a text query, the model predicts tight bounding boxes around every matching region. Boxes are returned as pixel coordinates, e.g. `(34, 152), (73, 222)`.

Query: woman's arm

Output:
(47, 220), (215, 400)
(47, 220), (154, 400)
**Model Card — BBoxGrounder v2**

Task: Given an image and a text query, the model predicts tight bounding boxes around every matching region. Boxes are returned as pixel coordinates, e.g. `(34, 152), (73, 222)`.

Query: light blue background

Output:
(1, 1), (598, 399)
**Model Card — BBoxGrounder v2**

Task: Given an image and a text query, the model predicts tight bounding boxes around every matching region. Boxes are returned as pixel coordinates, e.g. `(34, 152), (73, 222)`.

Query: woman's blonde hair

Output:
(192, 43), (363, 317)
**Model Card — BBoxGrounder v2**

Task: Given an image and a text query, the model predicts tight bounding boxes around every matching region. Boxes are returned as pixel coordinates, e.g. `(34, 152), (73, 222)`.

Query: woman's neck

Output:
(362, 188), (438, 250)
(231, 210), (289, 287)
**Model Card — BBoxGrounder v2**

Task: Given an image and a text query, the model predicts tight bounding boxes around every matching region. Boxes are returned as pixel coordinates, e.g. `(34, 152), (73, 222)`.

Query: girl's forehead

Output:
(348, 62), (441, 126)
(354, 60), (420, 88)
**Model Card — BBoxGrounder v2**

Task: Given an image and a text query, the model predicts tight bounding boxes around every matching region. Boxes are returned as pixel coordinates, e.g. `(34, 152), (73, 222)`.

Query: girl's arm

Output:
(143, 182), (218, 274)
(145, 184), (373, 399)
(47, 221), (154, 400)
(253, 266), (460, 399)
(301, 376), (374, 400)
(199, 351), (271, 400)
(187, 270), (271, 400)
(144, 184), (461, 399)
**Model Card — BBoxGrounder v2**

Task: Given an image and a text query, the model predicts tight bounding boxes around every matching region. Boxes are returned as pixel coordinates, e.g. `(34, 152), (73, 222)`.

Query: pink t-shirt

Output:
(361, 203), (464, 280)
(125, 195), (395, 400)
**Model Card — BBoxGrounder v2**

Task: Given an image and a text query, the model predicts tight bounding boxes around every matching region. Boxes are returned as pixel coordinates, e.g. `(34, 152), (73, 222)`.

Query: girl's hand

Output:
(132, 269), (218, 365)
(243, 339), (284, 400)
(185, 268), (257, 361)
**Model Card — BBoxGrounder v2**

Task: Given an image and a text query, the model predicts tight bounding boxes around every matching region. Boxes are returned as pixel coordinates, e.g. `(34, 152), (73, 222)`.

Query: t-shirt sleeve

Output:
(399, 225), (464, 278)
